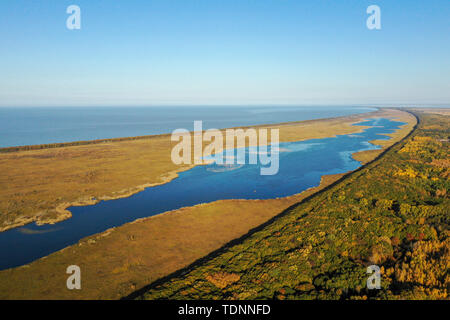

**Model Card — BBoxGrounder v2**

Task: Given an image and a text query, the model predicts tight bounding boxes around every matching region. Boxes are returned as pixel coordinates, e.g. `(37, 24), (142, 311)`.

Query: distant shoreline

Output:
(0, 108), (414, 235)
(0, 106), (377, 152)
(0, 109), (419, 299)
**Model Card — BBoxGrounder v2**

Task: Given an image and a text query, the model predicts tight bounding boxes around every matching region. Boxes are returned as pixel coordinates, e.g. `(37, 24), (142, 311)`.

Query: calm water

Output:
(0, 118), (405, 270)
(0, 106), (375, 147)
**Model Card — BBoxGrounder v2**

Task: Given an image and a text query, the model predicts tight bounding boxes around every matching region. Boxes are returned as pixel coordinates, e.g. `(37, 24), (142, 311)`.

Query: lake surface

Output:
(0, 117), (405, 270)
(0, 106), (375, 147)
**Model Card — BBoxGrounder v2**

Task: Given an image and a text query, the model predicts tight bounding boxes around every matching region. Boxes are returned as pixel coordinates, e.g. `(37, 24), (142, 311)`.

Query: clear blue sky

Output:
(0, 0), (449, 106)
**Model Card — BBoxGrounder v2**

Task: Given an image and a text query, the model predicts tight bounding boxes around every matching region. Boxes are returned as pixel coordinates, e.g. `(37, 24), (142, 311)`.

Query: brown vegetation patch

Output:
(206, 272), (241, 289)
(0, 109), (417, 299)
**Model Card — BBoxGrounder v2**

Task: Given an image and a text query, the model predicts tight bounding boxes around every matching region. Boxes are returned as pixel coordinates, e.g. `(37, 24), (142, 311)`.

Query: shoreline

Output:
(116, 110), (416, 233)
(0, 170), (350, 299)
(134, 110), (447, 301)
(0, 108), (415, 233)
(0, 108), (379, 153)
(0, 109), (418, 299)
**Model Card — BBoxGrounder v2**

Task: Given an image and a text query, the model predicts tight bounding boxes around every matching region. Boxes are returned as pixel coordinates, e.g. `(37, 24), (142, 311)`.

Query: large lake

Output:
(0, 117), (405, 270)
(0, 106), (375, 147)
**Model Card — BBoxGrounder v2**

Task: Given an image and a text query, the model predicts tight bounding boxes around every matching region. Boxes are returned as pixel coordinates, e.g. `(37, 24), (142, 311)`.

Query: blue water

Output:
(0, 117), (405, 270)
(0, 106), (375, 147)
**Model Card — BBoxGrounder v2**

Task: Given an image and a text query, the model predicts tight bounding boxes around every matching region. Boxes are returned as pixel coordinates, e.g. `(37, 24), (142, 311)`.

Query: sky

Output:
(0, 0), (449, 107)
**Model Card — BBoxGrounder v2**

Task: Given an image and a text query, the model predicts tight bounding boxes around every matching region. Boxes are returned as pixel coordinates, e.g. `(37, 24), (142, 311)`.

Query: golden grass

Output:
(411, 108), (450, 116)
(352, 109), (417, 164)
(0, 173), (344, 299)
(0, 107), (405, 232)
(0, 108), (417, 299)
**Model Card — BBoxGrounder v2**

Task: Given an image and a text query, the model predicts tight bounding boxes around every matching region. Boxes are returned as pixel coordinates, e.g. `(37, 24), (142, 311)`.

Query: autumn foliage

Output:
(139, 111), (449, 300)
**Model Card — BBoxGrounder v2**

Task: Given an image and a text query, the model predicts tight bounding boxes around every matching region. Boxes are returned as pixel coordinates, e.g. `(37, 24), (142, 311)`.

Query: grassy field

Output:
(412, 108), (450, 116)
(0, 174), (344, 299)
(136, 110), (448, 300)
(0, 109), (416, 299)
(0, 108), (413, 232)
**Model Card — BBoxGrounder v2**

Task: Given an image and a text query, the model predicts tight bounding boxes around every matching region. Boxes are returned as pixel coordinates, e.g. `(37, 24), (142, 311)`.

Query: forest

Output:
(137, 110), (449, 300)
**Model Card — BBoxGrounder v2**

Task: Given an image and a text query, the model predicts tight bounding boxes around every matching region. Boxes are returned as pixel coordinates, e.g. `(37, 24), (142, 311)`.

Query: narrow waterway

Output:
(0, 118), (405, 270)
